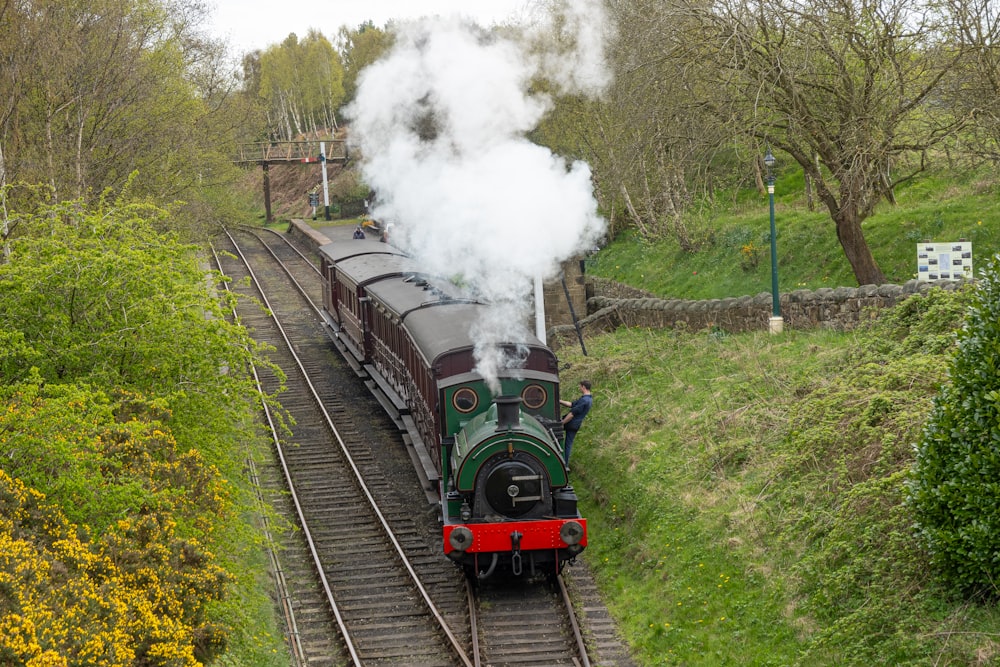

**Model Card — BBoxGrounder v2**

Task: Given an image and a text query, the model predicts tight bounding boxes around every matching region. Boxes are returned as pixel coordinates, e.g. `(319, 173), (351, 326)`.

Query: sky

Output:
(207, 0), (535, 54)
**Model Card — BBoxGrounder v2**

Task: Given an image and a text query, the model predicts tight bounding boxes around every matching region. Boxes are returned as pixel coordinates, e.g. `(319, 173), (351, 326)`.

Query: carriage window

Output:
(452, 388), (479, 413)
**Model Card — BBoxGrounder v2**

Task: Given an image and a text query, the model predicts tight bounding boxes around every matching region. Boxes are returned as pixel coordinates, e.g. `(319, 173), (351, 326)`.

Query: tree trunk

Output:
(620, 183), (650, 238)
(834, 208), (886, 286)
(0, 138), (8, 262)
(76, 106), (86, 198)
(754, 154), (765, 195)
(46, 111), (57, 200)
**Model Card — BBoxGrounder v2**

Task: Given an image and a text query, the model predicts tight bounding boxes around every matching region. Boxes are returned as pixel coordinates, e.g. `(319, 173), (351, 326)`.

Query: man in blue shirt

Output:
(560, 380), (593, 468)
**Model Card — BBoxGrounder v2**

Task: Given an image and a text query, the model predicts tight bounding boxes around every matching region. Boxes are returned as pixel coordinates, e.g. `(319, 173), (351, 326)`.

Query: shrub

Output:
(0, 469), (230, 666)
(910, 254), (1000, 597)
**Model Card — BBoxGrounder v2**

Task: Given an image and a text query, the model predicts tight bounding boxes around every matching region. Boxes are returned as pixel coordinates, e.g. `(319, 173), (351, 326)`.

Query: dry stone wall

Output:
(547, 276), (969, 349)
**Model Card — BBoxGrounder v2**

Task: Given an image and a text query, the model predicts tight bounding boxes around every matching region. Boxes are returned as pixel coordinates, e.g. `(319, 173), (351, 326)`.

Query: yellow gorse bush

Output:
(0, 469), (231, 665)
(0, 387), (233, 666)
(0, 203), (279, 665)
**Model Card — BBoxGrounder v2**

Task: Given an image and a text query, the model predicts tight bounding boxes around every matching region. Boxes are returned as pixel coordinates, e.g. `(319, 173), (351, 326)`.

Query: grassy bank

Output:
(590, 169), (1000, 299)
(559, 286), (1000, 665)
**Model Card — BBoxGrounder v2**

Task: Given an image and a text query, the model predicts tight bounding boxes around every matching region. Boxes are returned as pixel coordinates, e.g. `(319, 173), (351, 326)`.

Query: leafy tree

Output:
(256, 30), (346, 140)
(910, 254), (1000, 597)
(337, 21), (394, 109)
(0, 192), (264, 391)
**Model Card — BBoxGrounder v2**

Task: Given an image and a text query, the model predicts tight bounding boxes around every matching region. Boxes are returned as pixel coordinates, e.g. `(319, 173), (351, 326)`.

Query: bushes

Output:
(911, 254), (1000, 597)
(0, 381), (234, 665)
(0, 196), (286, 664)
(0, 467), (230, 666)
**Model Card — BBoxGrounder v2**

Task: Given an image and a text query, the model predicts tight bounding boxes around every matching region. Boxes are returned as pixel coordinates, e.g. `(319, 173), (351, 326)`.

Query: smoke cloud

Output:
(346, 0), (613, 393)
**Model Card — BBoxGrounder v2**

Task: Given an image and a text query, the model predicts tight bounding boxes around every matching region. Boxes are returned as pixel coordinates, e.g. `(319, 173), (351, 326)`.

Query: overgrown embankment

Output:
(560, 286), (1000, 665)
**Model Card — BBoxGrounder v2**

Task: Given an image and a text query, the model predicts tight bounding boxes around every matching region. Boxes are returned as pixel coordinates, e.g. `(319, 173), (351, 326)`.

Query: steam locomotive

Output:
(318, 234), (587, 578)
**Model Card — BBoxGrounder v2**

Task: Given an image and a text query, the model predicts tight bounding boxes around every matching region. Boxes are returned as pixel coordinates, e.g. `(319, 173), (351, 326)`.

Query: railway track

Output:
(214, 225), (635, 667)
(214, 229), (470, 665)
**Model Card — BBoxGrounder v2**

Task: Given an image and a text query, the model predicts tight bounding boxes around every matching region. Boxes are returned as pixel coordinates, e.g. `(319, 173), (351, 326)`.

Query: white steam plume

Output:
(346, 0), (613, 394)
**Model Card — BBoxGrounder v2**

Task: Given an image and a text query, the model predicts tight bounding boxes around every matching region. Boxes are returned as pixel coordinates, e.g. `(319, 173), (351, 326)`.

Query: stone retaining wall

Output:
(547, 277), (968, 350)
(288, 218), (332, 248)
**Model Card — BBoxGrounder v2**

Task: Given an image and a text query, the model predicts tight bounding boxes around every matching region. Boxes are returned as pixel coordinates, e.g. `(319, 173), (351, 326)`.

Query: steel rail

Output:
(226, 229), (473, 667)
(465, 578), (482, 667)
(559, 573), (592, 667)
(221, 232), (362, 663)
(257, 226), (322, 276)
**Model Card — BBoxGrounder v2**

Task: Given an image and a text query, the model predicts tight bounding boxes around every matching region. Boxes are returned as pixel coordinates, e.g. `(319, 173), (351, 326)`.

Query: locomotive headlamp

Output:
(560, 521), (584, 546)
(460, 501), (472, 522)
(449, 526), (474, 552)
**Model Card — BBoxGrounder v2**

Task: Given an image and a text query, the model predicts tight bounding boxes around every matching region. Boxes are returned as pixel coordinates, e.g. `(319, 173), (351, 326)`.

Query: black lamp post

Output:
(764, 148), (783, 333)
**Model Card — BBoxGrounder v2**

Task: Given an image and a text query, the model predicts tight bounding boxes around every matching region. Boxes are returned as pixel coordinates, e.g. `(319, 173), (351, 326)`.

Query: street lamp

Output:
(764, 148), (783, 334)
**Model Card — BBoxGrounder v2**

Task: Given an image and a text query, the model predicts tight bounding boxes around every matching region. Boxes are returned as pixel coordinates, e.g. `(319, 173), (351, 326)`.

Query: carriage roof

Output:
(318, 238), (405, 263)
(321, 239), (554, 371)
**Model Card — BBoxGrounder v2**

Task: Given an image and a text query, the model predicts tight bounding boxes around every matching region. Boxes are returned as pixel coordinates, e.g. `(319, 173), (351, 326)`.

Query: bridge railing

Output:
(235, 140), (348, 164)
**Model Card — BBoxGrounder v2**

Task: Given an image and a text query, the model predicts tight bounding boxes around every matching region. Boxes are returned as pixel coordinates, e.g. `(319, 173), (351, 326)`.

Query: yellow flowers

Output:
(739, 242), (761, 271)
(0, 470), (230, 666)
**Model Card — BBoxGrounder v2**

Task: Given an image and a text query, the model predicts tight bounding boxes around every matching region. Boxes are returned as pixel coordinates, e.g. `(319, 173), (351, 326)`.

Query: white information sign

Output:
(916, 241), (973, 281)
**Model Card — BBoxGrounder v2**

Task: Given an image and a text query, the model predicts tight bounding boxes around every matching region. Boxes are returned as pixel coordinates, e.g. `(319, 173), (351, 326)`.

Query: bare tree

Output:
(677, 0), (966, 285)
(541, 0), (727, 248)
(939, 0), (1000, 164)
(0, 0), (242, 197)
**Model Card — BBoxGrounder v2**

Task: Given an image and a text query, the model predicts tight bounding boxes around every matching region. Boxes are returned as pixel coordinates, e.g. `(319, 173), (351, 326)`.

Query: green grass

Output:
(590, 167), (1000, 299)
(560, 285), (1000, 664)
(566, 327), (848, 664)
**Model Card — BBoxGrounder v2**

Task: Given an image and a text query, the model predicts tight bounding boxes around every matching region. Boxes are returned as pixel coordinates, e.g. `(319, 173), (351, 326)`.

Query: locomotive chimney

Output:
(494, 395), (522, 431)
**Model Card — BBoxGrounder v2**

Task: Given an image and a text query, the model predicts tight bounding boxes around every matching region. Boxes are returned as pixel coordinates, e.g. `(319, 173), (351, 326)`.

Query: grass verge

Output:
(559, 287), (1000, 665)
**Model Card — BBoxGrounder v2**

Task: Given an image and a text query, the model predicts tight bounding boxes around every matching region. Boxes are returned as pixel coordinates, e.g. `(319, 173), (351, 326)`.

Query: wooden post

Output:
(262, 161), (272, 223)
